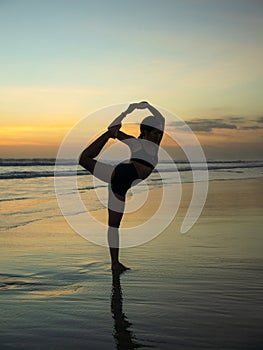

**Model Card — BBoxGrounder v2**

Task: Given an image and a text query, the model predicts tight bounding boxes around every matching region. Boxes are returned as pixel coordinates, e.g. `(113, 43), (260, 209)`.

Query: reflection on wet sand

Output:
(111, 272), (143, 349)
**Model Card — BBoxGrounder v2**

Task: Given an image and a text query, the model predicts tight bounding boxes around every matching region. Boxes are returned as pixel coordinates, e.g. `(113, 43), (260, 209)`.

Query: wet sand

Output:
(0, 178), (262, 349)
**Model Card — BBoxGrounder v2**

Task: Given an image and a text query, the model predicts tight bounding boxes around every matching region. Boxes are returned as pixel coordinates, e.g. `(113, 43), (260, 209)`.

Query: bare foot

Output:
(111, 262), (130, 272)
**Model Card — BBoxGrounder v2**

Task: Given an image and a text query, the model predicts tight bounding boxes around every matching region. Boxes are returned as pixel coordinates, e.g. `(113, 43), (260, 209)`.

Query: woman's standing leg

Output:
(108, 190), (129, 271)
(79, 127), (128, 270)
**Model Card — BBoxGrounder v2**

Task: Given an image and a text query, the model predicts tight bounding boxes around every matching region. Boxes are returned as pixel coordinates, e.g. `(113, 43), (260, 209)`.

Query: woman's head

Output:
(139, 116), (163, 144)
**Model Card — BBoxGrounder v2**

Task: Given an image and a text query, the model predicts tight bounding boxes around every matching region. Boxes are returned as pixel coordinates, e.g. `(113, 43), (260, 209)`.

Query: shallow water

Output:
(1, 211), (262, 349)
(1, 163), (263, 349)
(1, 158), (263, 231)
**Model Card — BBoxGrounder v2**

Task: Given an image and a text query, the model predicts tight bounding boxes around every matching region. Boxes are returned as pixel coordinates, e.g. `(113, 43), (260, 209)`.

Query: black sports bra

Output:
(129, 138), (158, 169)
(130, 157), (155, 169)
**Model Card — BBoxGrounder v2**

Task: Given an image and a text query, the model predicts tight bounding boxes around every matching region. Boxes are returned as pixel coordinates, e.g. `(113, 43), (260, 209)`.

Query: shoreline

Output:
(0, 177), (262, 256)
(1, 176), (262, 233)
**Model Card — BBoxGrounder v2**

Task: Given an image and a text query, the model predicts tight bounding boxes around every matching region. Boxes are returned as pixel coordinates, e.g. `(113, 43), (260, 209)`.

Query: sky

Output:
(0, 0), (263, 159)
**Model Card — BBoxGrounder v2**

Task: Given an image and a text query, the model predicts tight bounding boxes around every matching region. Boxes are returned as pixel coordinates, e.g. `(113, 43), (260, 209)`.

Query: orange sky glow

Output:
(1, 1), (263, 159)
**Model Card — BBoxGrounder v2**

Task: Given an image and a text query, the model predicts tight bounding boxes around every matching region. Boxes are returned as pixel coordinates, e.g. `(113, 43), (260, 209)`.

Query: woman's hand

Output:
(126, 103), (138, 114)
(126, 101), (149, 113)
(107, 124), (121, 138)
(137, 101), (149, 109)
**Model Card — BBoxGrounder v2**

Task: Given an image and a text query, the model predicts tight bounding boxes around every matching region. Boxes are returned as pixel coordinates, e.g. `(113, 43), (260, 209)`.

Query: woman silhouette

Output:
(79, 101), (165, 271)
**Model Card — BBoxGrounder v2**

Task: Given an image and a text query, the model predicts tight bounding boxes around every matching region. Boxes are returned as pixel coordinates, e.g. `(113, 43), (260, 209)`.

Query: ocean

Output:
(1, 158), (263, 231)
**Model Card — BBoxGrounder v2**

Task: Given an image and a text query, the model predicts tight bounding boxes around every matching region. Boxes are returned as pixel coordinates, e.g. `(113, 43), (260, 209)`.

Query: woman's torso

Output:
(128, 138), (158, 179)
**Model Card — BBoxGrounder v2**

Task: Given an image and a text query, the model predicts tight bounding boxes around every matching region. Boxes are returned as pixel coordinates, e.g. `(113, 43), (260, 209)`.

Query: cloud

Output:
(239, 125), (263, 130)
(167, 116), (263, 133)
(184, 119), (237, 132)
(228, 116), (246, 123)
(167, 121), (187, 128)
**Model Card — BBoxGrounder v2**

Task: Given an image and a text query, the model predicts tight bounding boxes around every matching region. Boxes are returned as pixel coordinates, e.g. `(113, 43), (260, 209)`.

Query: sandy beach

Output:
(0, 178), (262, 349)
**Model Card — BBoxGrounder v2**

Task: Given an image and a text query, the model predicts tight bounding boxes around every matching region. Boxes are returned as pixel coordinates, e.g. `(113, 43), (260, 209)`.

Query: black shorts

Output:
(111, 162), (139, 197)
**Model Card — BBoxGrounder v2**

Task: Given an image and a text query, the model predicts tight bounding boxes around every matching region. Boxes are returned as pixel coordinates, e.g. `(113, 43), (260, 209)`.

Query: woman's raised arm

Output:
(107, 103), (140, 142)
(138, 102), (165, 130)
(108, 103), (138, 128)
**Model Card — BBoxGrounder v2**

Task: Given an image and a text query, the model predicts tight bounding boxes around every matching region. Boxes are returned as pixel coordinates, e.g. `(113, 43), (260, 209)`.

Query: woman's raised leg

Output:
(79, 130), (115, 183)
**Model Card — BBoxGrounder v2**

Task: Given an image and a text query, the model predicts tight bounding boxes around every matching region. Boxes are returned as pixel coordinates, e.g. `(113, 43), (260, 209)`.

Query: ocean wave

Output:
(1, 158), (263, 166)
(0, 196), (32, 202)
(0, 159), (263, 180)
(157, 163), (263, 173)
(0, 170), (89, 180)
(0, 158), (75, 167)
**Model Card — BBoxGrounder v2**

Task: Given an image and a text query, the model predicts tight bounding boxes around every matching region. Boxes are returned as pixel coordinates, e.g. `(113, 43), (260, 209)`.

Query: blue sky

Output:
(0, 0), (262, 157)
